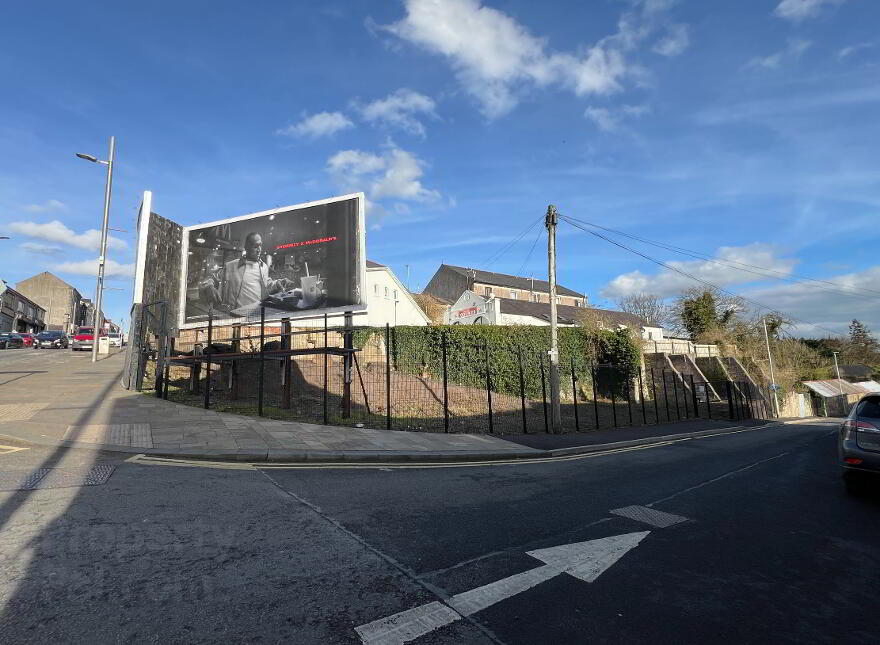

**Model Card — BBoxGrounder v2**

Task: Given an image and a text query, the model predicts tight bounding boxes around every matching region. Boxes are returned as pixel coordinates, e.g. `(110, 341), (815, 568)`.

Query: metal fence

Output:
(137, 308), (775, 434)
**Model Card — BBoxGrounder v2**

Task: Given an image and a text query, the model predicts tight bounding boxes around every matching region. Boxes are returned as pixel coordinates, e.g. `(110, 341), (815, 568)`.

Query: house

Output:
(293, 260), (430, 328)
(444, 290), (645, 332)
(424, 264), (586, 308)
(839, 364), (874, 381)
(16, 272), (89, 333)
(0, 282), (46, 333)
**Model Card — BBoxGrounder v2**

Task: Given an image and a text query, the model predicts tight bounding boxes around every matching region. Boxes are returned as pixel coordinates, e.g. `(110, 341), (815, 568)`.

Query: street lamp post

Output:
(76, 136), (115, 363)
(832, 351), (843, 394)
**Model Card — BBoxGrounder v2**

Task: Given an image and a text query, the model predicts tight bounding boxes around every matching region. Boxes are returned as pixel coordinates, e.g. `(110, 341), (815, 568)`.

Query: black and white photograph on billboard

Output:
(180, 193), (365, 327)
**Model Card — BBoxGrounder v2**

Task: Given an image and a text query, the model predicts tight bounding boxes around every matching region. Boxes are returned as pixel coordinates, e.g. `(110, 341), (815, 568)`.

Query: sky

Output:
(0, 0), (878, 337)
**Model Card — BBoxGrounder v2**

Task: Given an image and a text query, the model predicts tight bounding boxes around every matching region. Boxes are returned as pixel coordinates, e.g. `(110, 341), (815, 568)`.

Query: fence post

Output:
(323, 314), (328, 425)
(662, 369), (670, 422)
(682, 374), (690, 419)
(281, 318), (291, 410)
(163, 338), (173, 400)
(671, 373), (681, 420)
(518, 349), (527, 433)
(343, 312), (352, 419)
(706, 382), (712, 419)
(539, 352), (549, 433)
(385, 323), (391, 430)
(258, 306), (265, 417)
(591, 364), (600, 429)
(638, 369), (647, 425)
(230, 323), (241, 399)
(690, 374), (699, 418)
(156, 303), (167, 398)
(571, 356), (579, 432)
(626, 370), (633, 426)
(204, 306), (212, 410)
(726, 381), (735, 420)
(651, 368), (659, 424)
(610, 369), (618, 428)
(485, 343), (494, 434)
(442, 330), (449, 433)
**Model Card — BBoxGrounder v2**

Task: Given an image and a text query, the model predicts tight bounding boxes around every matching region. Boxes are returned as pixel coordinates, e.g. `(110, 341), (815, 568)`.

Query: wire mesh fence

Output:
(137, 308), (776, 434)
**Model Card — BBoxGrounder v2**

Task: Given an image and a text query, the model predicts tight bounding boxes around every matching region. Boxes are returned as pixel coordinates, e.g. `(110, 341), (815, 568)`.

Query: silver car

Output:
(839, 394), (880, 495)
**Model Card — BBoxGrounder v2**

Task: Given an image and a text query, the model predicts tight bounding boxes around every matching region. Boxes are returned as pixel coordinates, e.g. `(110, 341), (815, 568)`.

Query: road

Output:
(0, 392), (878, 643)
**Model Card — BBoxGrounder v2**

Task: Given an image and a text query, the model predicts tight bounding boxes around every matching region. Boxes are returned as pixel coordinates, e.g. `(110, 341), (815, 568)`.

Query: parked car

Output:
(839, 394), (880, 495)
(71, 326), (98, 351)
(35, 330), (69, 349)
(107, 331), (123, 348)
(18, 332), (36, 347)
(0, 332), (24, 349)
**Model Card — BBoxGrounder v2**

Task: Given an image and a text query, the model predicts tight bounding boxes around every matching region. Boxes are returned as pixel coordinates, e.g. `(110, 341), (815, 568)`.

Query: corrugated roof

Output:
(802, 379), (870, 398)
(444, 264), (584, 298)
(855, 380), (880, 393)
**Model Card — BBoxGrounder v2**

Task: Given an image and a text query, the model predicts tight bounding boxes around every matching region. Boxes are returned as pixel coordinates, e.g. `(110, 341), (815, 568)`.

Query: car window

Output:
(856, 397), (880, 419)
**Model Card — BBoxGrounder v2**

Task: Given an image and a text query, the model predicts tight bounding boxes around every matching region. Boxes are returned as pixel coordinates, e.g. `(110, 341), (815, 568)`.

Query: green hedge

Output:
(355, 325), (641, 400)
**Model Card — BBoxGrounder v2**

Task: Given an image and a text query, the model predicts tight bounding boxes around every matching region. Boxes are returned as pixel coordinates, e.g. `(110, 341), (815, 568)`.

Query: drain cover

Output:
(0, 464), (116, 491)
(610, 505), (689, 528)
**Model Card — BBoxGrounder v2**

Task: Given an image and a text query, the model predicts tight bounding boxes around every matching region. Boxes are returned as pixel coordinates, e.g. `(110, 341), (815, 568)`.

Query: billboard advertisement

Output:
(179, 193), (365, 329)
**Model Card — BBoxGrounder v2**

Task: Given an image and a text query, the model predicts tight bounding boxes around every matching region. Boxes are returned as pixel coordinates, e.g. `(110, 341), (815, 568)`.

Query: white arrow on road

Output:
(355, 531), (650, 645)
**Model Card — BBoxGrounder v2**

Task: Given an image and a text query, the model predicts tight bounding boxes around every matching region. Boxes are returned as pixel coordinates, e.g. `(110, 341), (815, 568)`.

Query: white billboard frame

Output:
(177, 192), (367, 330)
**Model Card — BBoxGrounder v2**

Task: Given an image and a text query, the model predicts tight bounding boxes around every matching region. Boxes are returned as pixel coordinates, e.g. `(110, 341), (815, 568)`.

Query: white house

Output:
(294, 260), (430, 328)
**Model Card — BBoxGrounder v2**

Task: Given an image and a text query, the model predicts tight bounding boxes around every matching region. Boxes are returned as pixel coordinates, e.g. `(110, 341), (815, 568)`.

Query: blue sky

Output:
(1, 0), (878, 336)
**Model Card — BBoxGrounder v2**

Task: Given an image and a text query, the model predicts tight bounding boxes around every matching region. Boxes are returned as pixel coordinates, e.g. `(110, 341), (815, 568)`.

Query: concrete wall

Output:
(423, 266), (469, 304)
(15, 272), (82, 331)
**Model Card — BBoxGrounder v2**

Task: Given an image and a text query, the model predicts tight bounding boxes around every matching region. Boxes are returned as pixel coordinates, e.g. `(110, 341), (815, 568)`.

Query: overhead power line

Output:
(483, 216), (543, 269)
(517, 225), (545, 277)
(560, 215), (842, 336)
(562, 214), (880, 301)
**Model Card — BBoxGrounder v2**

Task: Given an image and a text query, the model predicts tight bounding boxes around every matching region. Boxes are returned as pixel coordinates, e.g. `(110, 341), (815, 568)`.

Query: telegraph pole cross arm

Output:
(546, 204), (561, 434)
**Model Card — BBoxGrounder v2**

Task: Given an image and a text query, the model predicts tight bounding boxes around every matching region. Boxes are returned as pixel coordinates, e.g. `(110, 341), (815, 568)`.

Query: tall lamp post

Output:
(76, 136), (115, 363)
(832, 351), (843, 394)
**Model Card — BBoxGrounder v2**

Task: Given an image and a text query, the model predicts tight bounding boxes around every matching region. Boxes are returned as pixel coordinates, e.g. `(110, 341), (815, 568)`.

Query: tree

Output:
(615, 293), (671, 328)
(678, 291), (717, 339)
(847, 319), (880, 363)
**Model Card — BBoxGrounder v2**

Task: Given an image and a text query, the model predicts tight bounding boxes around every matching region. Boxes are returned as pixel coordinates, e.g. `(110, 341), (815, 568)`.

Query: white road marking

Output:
(355, 601), (462, 645)
(354, 531), (649, 644)
(0, 444), (29, 455)
(610, 505), (689, 528)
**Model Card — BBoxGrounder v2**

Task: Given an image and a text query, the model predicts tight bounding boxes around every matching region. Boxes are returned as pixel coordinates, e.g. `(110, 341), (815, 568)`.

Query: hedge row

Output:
(354, 325), (641, 400)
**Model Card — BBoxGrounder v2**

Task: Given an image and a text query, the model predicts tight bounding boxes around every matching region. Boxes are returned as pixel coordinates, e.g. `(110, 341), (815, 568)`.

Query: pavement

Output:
(0, 349), (803, 463)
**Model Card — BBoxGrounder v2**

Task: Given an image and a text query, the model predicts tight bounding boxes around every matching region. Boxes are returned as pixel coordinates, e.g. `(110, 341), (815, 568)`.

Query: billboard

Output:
(179, 193), (366, 329)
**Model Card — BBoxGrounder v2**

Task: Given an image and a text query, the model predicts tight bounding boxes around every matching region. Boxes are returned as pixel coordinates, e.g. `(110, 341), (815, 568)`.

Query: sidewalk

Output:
(0, 351), (790, 463)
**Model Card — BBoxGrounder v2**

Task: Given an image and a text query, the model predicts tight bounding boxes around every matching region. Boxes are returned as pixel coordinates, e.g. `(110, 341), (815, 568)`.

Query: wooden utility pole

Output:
(546, 205), (561, 433)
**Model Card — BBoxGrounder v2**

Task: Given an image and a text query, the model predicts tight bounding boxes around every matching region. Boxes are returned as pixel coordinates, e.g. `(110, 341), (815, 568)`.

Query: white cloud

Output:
(652, 24), (689, 57)
(585, 106), (620, 132)
(22, 199), (66, 213)
(746, 39), (811, 69)
(774, 0), (846, 22)
(357, 88), (437, 137)
(600, 243), (797, 299)
(838, 42), (874, 60)
(52, 258), (135, 279)
(8, 220), (126, 251)
(745, 265), (880, 336)
(275, 111), (354, 138)
(326, 143), (441, 216)
(382, 0), (678, 117)
(20, 242), (64, 256)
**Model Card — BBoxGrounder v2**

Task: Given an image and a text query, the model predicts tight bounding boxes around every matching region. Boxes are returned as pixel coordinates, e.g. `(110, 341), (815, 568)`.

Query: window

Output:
(393, 289), (398, 301)
(484, 286), (493, 297)
(374, 284), (379, 296)
(532, 293), (540, 302)
(510, 291), (517, 300)
(384, 286), (389, 298)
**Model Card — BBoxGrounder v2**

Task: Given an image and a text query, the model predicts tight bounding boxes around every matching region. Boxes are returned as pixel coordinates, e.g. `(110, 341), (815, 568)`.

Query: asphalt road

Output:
(1, 419), (877, 644)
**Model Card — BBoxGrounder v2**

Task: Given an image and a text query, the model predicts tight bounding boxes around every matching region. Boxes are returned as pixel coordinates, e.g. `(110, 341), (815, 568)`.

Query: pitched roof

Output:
(839, 364), (873, 379)
(366, 260), (385, 269)
(443, 264), (584, 298)
(802, 379), (871, 397)
(497, 298), (645, 328)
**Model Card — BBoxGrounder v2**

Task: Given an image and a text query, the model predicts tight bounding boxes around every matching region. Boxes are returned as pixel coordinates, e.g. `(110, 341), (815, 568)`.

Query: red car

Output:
(71, 326), (106, 351)
(18, 333), (36, 347)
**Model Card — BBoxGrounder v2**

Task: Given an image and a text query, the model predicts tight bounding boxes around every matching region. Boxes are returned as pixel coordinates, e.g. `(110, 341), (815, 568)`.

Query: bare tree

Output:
(615, 293), (671, 328)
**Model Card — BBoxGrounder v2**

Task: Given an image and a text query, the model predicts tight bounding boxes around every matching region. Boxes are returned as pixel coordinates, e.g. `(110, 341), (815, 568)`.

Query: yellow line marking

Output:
(0, 444), (29, 455)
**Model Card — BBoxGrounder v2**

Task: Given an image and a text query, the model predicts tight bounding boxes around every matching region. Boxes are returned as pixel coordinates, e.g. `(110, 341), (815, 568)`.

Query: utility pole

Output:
(832, 351), (843, 394)
(91, 136), (114, 363)
(763, 316), (780, 418)
(546, 204), (561, 433)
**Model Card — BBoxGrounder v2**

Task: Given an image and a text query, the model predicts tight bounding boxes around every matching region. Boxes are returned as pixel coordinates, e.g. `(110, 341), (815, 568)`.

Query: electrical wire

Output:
(562, 214), (880, 300)
(482, 216), (544, 268)
(517, 225), (545, 277)
(560, 215), (843, 336)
